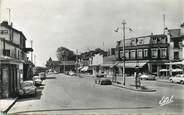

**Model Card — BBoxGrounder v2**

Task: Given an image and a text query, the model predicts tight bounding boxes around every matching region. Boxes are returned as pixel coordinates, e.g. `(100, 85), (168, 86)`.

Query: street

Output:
(8, 73), (184, 114)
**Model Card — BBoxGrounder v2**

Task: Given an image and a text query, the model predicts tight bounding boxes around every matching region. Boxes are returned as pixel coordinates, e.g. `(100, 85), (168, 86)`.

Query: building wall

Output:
(0, 26), (9, 40)
(0, 23), (29, 98)
(0, 39), (3, 56)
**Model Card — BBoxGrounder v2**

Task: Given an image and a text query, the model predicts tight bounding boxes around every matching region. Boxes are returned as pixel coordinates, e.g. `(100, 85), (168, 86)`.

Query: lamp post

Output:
(114, 20), (126, 85)
(122, 20), (126, 86)
(62, 51), (66, 73)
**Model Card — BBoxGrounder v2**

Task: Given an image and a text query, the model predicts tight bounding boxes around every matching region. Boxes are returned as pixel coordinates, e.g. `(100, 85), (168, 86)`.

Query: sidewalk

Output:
(0, 97), (18, 113)
(79, 73), (156, 92)
(112, 82), (156, 92)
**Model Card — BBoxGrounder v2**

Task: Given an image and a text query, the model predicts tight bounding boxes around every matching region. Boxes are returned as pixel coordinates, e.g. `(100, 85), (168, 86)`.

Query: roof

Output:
(1, 21), (27, 40)
(119, 34), (166, 47)
(168, 29), (181, 38)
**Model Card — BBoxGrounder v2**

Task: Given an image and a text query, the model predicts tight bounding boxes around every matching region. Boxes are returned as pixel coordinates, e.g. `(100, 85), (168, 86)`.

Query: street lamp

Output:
(62, 51), (66, 73)
(114, 20), (126, 85)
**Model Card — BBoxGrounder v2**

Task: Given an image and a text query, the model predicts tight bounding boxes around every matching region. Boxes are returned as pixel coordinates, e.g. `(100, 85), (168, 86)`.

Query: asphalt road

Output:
(8, 73), (184, 114)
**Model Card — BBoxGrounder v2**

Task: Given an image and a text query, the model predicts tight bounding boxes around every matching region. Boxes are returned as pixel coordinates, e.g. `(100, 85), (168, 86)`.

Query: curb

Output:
(112, 84), (156, 92)
(3, 97), (18, 114)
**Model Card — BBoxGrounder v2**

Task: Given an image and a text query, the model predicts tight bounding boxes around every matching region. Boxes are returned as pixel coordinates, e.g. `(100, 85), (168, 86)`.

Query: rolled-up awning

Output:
(81, 66), (89, 71)
(117, 62), (147, 68)
(78, 66), (83, 70)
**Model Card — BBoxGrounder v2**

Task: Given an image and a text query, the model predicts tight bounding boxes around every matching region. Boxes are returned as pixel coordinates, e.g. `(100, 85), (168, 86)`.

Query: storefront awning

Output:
(171, 68), (183, 72)
(165, 61), (184, 65)
(117, 62), (147, 68)
(0, 56), (25, 64)
(159, 69), (169, 72)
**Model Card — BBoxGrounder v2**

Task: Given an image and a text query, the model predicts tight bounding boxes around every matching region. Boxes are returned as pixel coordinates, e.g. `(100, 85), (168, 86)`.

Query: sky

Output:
(0, 0), (183, 66)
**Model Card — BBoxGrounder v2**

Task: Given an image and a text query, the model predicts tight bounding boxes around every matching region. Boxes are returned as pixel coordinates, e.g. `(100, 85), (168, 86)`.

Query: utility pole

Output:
(0, 0), (2, 22)
(6, 8), (11, 24)
(30, 40), (33, 62)
(122, 20), (126, 86)
(163, 14), (166, 34)
(76, 49), (78, 75)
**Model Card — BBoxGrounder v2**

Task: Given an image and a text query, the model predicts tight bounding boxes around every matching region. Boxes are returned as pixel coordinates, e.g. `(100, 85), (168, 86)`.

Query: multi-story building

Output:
(0, 21), (33, 98)
(115, 23), (184, 77)
(116, 34), (169, 75)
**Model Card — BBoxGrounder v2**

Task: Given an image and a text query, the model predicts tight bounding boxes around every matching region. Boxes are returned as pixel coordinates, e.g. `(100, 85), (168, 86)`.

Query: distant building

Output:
(0, 21), (33, 98)
(46, 57), (75, 73)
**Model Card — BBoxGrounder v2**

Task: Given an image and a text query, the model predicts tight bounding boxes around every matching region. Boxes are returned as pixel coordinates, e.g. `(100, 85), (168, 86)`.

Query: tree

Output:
(56, 47), (76, 61)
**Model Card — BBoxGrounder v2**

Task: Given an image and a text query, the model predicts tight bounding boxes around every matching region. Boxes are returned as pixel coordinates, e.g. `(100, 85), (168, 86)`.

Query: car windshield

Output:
(22, 81), (34, 87)
(176, 74), (184, 77)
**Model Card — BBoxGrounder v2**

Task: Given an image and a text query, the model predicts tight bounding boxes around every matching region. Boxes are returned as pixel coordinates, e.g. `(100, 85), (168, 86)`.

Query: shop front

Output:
(0, 57), (23, 98)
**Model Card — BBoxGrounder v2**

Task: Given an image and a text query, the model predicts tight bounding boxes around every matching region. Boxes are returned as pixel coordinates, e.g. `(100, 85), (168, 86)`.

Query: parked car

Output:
(69, 71), (76, 76)
(140, 74), (156, 80)
(39, 72), (46, 80)
(33, 76), (42, 86)
(95, 73), (112, 85)
(19, 81), (37, 96)
(169, 74), (184, 84)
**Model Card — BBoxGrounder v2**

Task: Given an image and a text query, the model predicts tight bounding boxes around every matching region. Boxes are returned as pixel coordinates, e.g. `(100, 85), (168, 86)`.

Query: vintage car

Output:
(33, 76), (43, 86)
(95, 73), (112, 85)
(39, 72), (46, 80)
(140, 74), (156, 80)
(19, 81), (37, 96)
(169, 74), (184, 84)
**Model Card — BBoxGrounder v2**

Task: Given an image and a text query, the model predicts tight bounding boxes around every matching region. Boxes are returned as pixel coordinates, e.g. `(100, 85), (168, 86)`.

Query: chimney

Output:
(1, 21), (8, 26)
(11, 22), (13, 27)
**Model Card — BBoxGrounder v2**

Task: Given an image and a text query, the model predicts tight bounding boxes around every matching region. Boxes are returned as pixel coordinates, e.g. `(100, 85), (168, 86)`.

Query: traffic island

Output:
(112, 82), (156, 92)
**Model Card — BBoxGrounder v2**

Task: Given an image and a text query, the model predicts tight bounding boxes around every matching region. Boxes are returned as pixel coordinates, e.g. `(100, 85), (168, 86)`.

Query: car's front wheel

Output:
(170, 79), (173, 83)
(180, 80), (184, 84)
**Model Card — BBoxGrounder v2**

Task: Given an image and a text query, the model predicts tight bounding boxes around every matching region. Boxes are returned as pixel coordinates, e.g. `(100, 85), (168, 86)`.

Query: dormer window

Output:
(152, 37), (157, 44)
(161, 37), (166, 43)
(139, 39), (144, 45)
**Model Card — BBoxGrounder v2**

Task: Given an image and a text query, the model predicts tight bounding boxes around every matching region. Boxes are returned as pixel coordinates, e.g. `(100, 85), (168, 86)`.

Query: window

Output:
(0, 30), (8, 35)
(174, 41), (179, 48)
(151, 48), (158, 58)
(137, 49), (143, 58)
(144, 49), (148, 57)
(160, 48), (167, 58)
(125, 50), (129, 59)
(120, 51), (124, 58)
(130, 50), (136, 59)
(174, 52), (179, 60)
(131, 40), (136, 46)
(152, 38), (157, 44)
(139, 39), (144, 45)
(161, 37), (166, 43)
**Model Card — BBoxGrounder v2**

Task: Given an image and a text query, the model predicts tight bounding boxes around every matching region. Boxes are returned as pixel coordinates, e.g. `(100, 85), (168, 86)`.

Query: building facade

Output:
(116, 23), (184, 77)
(116, 34), (169, 76)
(46, 57), (75, 73)
(0, 21), (33, 98)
